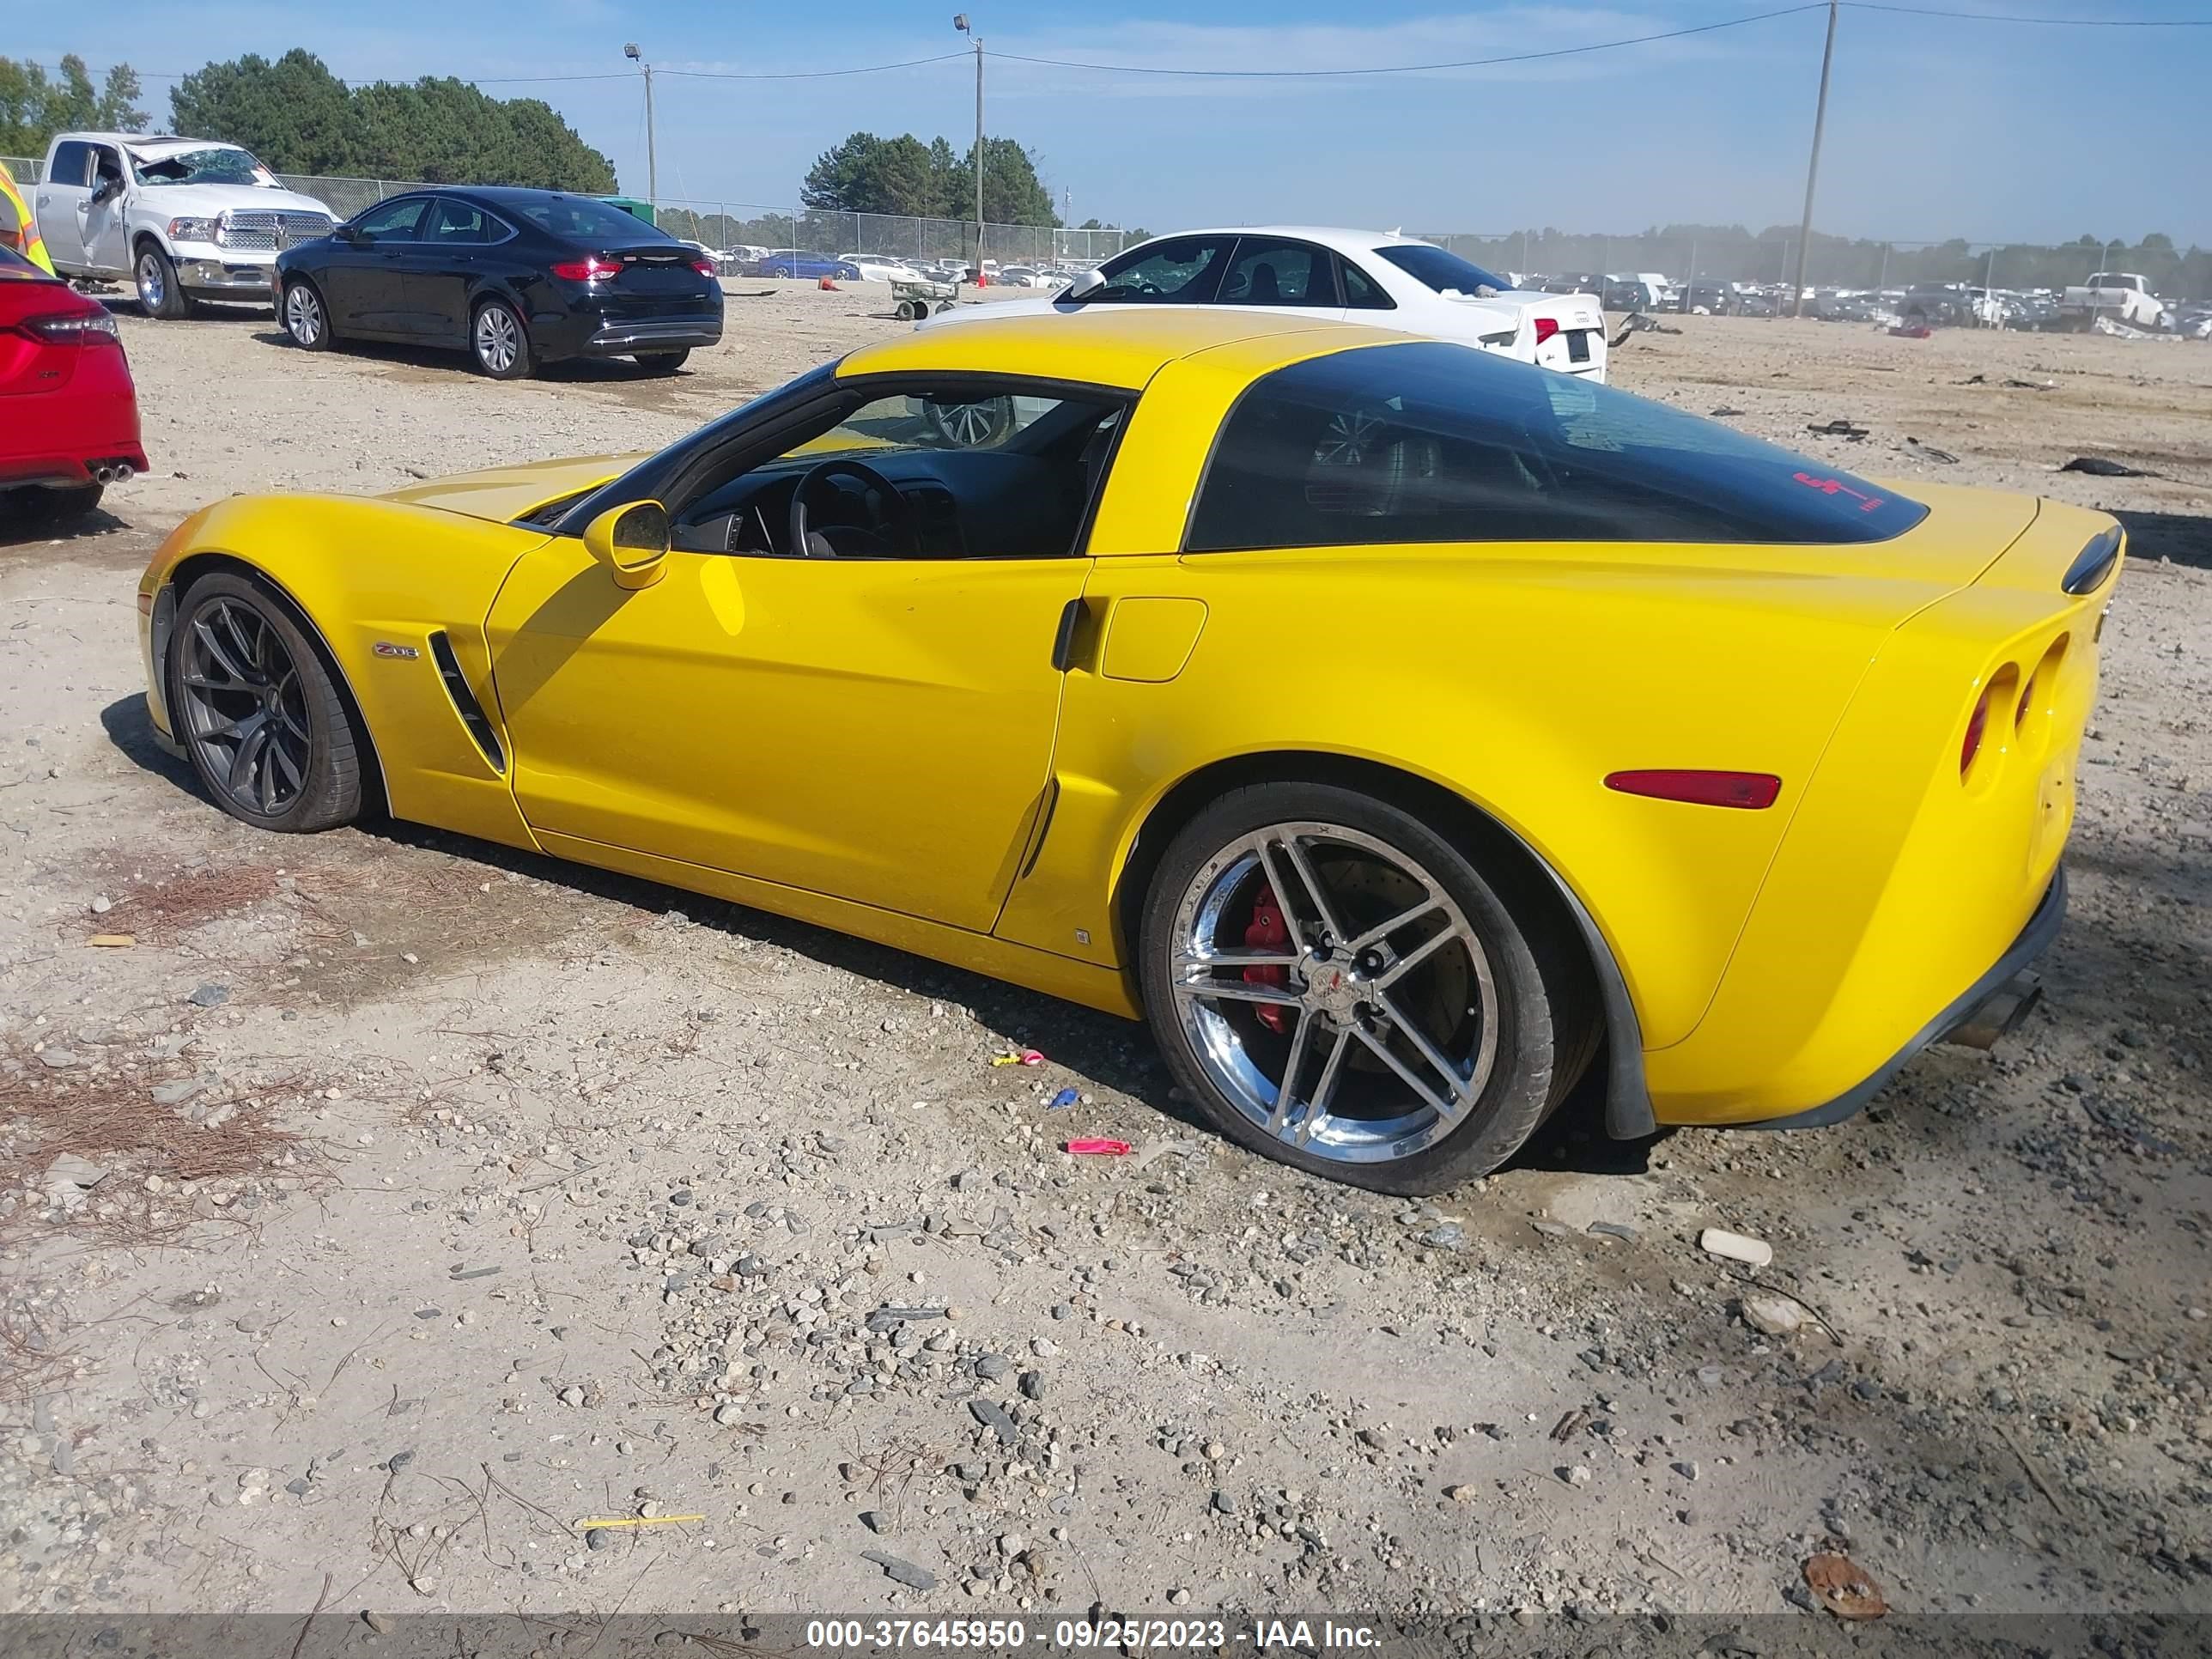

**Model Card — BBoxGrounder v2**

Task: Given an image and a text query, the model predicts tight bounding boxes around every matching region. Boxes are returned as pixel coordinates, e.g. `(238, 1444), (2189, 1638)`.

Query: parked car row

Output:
(22, 130), (727, 380)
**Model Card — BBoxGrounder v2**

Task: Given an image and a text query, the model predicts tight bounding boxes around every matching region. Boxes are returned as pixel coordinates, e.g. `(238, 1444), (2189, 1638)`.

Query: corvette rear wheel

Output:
(171, 574), (363, 833)
(1139, 783), (1594, 1195)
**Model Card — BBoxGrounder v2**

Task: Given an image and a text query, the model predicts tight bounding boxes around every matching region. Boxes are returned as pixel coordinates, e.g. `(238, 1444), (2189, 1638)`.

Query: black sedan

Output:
(273, 188), (724, 379)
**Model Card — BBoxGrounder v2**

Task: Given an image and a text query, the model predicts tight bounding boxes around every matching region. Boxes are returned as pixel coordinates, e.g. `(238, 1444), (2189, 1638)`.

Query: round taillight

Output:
(1961, 686), (1993, 776)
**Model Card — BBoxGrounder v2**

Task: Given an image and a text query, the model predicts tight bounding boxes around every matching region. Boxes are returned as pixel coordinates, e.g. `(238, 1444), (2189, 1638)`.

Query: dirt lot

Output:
(3, 284), (2209, 1644)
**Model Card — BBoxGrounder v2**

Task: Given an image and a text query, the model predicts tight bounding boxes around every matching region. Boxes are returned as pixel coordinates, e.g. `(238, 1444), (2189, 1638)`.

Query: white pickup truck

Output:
(2059, 271), (2166, 332)
(33, 131), (336, 319)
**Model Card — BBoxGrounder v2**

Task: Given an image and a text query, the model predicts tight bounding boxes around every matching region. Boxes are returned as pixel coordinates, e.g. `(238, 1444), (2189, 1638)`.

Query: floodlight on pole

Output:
(954, 15), (983, 271)
(624, 42), (658, 210)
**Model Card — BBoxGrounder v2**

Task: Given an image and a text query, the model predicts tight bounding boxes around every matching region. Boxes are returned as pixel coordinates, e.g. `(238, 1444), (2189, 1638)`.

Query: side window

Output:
(1088, 235), (1232, 304)
(1187, 342), (1929, 552)
(49, 142), (93, 188)
(665, 381), (1129, 562)
(353, 198), (428, 241)
(1218, 238), (1337, 307)
(90, 146), (125, 185)
(430, 198), (498, 244)
(1336, 257), (1395, 311)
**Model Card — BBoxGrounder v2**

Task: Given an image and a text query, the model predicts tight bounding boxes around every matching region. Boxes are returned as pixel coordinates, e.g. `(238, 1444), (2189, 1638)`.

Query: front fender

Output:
(141, 494), (552, 851)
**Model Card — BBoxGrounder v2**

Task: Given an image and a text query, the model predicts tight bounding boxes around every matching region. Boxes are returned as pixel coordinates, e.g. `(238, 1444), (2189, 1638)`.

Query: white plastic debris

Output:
(1699, 1227), (1773, 1267)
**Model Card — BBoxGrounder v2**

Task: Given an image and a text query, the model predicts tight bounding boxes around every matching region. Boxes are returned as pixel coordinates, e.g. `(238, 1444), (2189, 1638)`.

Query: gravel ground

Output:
(1, 285), (2209, 1638)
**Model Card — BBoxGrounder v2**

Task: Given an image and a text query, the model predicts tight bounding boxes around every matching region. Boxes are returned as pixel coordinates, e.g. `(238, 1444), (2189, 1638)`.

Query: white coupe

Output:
(920, 226), (1607, 380)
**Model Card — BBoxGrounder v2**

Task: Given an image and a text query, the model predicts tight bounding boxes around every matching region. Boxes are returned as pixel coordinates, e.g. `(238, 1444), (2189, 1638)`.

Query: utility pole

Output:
(624, 43), (658, 209)
(1790, 0), (1839, 317)
(954, 15), (984, 270)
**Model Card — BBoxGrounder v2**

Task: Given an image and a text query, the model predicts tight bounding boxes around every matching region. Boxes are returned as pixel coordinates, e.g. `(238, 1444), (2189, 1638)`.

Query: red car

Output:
(1, 244), (149, 523)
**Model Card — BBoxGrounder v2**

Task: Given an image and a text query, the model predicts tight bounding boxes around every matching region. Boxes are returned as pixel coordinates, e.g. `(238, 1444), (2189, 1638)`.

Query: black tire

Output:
(13, 483), (106, 524)
(470, 297), (532, 380)
(135, 242), (192, 320)
(1138, 782), (1598, 1195)
(167, 571), (364, 834)
(634, 349), (690, 374)
(282, 277), (334, 350)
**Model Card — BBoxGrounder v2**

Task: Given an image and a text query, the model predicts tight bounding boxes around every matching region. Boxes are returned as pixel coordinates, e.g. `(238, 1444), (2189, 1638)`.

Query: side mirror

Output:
(583, 500), (670, 590)
(92, 177), (123, 206)
(334, 222), (362, 244)
(1065, 268), (1106, 301)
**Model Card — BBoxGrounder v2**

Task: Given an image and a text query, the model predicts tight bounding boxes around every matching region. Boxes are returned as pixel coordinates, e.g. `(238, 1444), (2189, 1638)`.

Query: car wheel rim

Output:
(933, 399), (1003, 447)
(285, 285), (320, 343)
(138, 254), (165, 308)
(178, 597), (312, 817)
(476, 307), (519, 371)
(1169, 821), (1499, 1165)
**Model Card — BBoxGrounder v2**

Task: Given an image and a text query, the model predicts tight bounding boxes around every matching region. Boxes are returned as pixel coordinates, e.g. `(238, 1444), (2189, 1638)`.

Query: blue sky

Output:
(20, 2), (2212, 245)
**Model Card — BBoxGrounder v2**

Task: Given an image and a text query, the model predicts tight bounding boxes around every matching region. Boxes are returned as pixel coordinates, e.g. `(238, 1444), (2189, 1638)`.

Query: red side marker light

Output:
(1605, 770), (1781, 810)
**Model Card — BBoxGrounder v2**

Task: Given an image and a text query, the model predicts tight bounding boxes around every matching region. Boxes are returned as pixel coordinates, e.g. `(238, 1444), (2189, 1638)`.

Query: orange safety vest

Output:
(0, 161), (54, 275)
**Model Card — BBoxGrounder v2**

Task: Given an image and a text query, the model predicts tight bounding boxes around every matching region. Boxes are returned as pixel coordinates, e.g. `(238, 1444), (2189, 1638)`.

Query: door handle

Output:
(35, 194), (50, 207)
(1048, 598), (1090, 672)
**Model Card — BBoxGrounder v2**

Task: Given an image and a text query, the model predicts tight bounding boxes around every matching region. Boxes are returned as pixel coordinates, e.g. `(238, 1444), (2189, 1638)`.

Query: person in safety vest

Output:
(0, 160), (55, 274)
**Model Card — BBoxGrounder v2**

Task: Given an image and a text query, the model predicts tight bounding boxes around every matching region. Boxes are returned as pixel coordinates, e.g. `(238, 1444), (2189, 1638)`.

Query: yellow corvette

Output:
(137, 309), (2119, 1193)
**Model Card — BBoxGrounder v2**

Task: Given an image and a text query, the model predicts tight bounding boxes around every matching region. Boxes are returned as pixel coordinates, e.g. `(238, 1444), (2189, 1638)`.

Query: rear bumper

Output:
(1739, 866), (2066, 1130)
(581, 317), (723, 356)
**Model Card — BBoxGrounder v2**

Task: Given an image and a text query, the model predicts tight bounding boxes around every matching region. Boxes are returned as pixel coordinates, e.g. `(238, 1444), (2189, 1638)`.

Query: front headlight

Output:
(167, 216), (219, 244)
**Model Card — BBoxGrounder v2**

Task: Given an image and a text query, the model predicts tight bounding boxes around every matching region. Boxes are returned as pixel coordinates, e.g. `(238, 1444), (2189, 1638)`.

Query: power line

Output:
(659, 52), (969, 81)
(985, 4), (1829, 78)
(1842, 3), (2212, 22)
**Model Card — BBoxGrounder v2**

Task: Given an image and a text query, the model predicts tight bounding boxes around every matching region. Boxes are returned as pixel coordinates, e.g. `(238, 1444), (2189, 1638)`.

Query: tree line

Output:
(0, 50), (613, 193)
(0, 56), (147, 153)
(800, 131), (1066, 228)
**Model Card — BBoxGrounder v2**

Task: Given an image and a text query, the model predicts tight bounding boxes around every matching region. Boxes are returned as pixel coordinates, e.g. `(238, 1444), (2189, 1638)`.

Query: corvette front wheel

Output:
(170, 573), (365, 833)
(1139, 783), (1595, 1195)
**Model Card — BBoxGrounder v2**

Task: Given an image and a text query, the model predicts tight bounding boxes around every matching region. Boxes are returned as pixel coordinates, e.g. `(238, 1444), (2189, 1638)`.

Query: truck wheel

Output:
(135, 245), (192, 320)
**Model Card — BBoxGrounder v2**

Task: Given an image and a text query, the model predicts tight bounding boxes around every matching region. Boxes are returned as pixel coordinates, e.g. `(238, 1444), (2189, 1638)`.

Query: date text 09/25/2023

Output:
(803, 1618), (1385, 1651)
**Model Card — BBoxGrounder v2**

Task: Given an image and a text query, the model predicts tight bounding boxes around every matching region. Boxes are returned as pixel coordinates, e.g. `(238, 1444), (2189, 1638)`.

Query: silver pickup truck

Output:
(33, 131), (335, 318)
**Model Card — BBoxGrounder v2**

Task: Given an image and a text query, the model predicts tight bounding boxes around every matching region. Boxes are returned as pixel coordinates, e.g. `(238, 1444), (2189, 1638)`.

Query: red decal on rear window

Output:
(1792, 471), (1887, 512)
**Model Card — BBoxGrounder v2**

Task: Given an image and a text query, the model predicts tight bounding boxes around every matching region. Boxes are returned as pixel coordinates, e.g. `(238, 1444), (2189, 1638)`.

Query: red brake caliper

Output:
(1244, 884), (1292, 1033)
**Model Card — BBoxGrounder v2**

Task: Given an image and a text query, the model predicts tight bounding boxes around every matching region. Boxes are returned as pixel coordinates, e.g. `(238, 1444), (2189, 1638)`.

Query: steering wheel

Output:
(787, 457), (919, 559)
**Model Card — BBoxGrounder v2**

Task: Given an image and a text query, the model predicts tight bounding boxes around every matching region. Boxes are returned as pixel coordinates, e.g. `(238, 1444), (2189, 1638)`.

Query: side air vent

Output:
(427, 629), (506, 773)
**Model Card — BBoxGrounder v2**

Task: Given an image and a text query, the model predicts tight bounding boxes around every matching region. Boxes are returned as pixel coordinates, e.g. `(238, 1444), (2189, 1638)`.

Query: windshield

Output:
(134, 147), (275, 188)
(1374, 244), (1512, 295)
(510, 197), (673, 243)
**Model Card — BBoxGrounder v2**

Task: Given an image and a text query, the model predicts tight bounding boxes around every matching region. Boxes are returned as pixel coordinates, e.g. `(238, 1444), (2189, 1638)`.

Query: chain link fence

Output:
(1419, 229), (2212, 301)
(9, 156), (2204, 301)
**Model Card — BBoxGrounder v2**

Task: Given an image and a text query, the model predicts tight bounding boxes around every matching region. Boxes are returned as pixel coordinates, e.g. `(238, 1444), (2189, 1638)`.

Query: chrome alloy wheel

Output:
(283, 282), (323, 344)
(1168, 822), (1500, 1165)
(474, 305), (521, 374)
(136, 251), (167, 311)
(177, 597), (313, 816)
